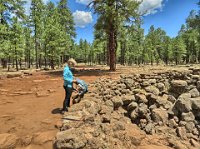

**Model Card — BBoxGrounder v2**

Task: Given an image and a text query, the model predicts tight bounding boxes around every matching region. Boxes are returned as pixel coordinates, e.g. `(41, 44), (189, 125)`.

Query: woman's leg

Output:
(62, 86), (68, 111)
(62, 86), (72, 111)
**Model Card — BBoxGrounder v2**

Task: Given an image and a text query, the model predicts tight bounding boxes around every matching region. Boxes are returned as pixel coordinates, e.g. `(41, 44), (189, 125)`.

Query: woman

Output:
(61, 58), (77, 114)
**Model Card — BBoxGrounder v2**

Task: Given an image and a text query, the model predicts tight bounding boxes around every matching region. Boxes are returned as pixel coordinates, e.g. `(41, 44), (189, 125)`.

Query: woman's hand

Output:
(73, 80), (77, 83)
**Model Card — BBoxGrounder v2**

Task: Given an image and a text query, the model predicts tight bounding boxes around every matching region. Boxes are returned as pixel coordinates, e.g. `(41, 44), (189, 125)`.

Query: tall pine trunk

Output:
(106, 41), (110, 66)
(35, 23), (38, 69)
(15, 43), (18, 71)
(120, 41), (125, 65)
(108, 24), (116, 71)
(28, 47), (31, 68)
(44, 44), (47, 68)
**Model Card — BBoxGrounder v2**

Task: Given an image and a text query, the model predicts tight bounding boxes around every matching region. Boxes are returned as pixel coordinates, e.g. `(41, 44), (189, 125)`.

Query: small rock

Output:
(101, 114), (111, 123)
(176, 127), (187, 140)
(105, 100), (114, 108)
(7, 72), (23, 78)
(181, 112), (195, 122)
(121, 95), (135, 105)
(185, 122), (195, 133)
(191, 75), (200, 80)
(144, 123), (155, 134)
(148, 79), (157, 84)
(189, 88), (199, 98)
(167, 95), (176, 103)
(130, 110), (138, 121)
(132, 89), (146, 94)
(141, 81), (150, 87)
(138, 104), (148, 116)
(192, 127), (199, 136)
(168, 119), (178, 128)
(127, 102), (138, 111)
(197, 81), (200, 90)
(190, 139), (200, 148)
(145, 86), (160, 95)
(21, 135), (32, 146)
(139, 119), (147, 128)
(135, 93), (148, 103)
(36, 91), (50, 97)
(152, 108), (168, 123)
(190, 97), (200, 110)
(156, 83), (165, 91)
(168, 139), (188, 149)
(111, 96), (123, 109)
(114, 90), (121, 96)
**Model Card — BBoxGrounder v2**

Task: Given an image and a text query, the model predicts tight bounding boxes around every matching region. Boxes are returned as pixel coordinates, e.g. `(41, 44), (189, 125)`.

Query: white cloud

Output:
(76, 0), (93, 5)
(72, 10), (93, 28)
(76, 0), (165, 16)
(138, 0), (164, 15)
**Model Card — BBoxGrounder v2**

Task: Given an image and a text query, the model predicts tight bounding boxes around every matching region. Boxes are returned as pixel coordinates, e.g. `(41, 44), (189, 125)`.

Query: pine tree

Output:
(44, 2), (63, 69)
(58, 0), (76, 63)
(58, 0), (76, 38)
(10, 17), (25, 71)
(172, 37), (186, 65)
(30, 0), (44, 69)
(0, 0), (26, 69)
(91, 0), (140, 71)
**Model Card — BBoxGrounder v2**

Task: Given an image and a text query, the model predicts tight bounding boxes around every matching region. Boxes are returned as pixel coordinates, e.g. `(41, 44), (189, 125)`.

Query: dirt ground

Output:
(0, 64), (196, 148)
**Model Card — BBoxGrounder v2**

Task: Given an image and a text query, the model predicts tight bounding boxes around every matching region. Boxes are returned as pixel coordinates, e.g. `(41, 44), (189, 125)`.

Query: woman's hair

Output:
(67, 58), (77, 66)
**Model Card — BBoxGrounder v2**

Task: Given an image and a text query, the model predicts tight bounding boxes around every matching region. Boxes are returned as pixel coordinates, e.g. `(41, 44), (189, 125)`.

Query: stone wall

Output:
(55, 68), (200, 149)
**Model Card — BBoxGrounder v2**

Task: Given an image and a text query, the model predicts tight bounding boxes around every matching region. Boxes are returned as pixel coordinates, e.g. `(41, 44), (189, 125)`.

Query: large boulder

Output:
(173, 94), (192, 114)
(55, 129), (87, 149)
(151, 108), (168, 123)
(170, 80), (188, 95)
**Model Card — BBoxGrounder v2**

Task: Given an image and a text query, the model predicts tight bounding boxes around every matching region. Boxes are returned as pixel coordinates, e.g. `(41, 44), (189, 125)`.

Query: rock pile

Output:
(55, 68), (200, 149)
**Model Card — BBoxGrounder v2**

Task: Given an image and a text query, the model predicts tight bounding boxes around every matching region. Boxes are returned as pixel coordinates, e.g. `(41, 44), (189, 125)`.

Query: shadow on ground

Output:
(51, 108), (62, 114)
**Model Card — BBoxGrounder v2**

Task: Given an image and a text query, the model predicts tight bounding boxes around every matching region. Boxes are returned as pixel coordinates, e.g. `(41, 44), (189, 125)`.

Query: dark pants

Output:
(63, 86), (73, 111)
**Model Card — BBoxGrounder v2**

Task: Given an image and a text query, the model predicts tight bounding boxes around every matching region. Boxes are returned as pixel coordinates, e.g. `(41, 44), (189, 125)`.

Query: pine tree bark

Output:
(35, 23), (38, 69)
(108, 26), (116, 71)
(15, 44), (18, 71)
(120, 41), (125, 65)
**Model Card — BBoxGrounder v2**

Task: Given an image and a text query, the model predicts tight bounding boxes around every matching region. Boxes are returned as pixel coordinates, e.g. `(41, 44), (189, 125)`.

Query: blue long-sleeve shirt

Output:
(63, 65), (73, 88)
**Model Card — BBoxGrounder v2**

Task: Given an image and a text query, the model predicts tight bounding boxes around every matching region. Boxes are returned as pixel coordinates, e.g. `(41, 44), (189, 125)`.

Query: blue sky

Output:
(25, 0), (199, 43)
(67, 0), (199, 43)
